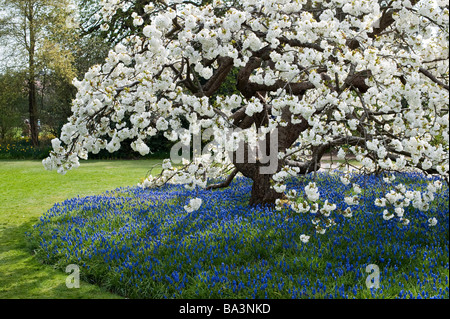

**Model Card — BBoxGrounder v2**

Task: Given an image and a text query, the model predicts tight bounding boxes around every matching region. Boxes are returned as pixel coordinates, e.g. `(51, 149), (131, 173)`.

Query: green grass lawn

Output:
(0, 159), (162, 298)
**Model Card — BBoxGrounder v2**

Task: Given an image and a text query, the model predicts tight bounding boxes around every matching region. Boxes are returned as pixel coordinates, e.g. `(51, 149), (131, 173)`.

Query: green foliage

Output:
(0, 71), (27, 141)
(73, 36), (111, 77)
(211, 66), (241, 101)
(0, 137), (51, 160)
(0, 0), (80, 146)
(0, 132), (173, 160)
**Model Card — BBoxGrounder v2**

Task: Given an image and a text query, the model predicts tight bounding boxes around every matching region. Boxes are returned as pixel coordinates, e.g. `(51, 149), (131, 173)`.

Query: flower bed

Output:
(0, 139), (51, 159)
(27, 172), (449, 299)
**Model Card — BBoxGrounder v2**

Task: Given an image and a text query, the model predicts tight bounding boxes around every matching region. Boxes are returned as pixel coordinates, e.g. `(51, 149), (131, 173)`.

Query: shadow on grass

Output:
(0, 221), (120, 299)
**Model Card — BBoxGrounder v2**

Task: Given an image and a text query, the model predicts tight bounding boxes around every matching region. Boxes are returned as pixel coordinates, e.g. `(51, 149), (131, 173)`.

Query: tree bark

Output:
(27, 1), (39, 147)
(28, 75), (39, 147)
(249, 173), (282, 206)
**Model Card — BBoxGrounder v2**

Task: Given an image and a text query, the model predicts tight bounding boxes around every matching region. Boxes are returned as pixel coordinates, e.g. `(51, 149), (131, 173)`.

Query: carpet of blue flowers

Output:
(27, 172), (449, 299)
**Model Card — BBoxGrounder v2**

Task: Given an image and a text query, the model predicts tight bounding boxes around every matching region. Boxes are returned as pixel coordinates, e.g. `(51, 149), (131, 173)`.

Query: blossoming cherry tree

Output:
(44, 0), (449, 236)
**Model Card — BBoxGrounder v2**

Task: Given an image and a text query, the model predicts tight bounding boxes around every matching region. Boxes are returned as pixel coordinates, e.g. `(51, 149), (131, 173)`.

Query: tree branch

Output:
(196, 57), (234, 97)
(419, 67), (449, 91)
(206, 168), (239, 190)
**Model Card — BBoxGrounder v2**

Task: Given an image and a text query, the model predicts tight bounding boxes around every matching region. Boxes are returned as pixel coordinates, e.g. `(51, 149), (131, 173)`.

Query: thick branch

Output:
(197, 57), (234, 97)
(284, 159), (321, 174)
(206, 168), (239, 190)
(284, 136), (365, 173)
(237, 56), (263, 98)
(419, 67), (449, 91)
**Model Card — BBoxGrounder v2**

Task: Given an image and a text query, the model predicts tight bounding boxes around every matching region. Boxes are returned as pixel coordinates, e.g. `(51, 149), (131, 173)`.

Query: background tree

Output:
(0, 0), (78, 146)
(0, 70), (28, 141)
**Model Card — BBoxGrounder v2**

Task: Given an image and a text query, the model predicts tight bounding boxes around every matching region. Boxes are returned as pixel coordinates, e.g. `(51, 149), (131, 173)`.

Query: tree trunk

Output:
(232, 136), (283, 206)
(28, 76), (39, 146)
(249, 173), (283, 206)
(27, 1), (39, 147)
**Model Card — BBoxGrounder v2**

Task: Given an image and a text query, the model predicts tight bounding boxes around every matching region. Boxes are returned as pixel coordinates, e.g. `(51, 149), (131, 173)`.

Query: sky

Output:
(0, 6), (24, 73)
